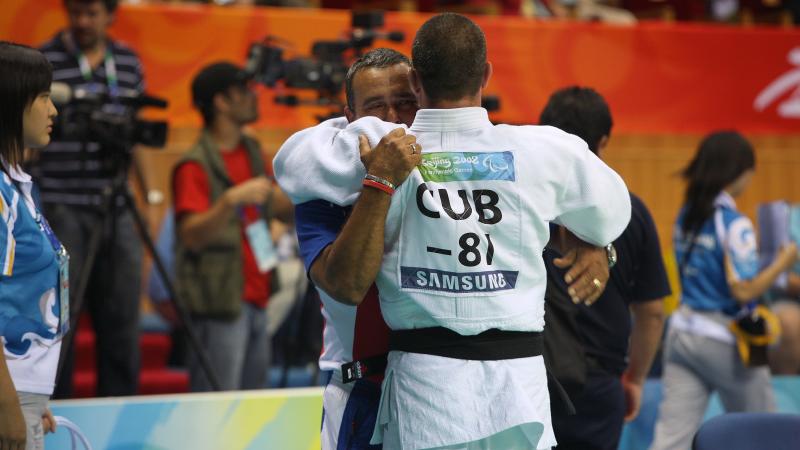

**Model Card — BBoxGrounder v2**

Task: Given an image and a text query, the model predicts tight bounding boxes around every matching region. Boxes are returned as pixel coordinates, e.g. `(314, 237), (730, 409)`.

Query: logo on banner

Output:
(419, 152), (515, 182)
(754, 47), (800, 118)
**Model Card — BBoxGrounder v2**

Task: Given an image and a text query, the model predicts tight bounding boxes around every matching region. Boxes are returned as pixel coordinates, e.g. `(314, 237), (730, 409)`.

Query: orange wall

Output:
(3, 0), (800, 133)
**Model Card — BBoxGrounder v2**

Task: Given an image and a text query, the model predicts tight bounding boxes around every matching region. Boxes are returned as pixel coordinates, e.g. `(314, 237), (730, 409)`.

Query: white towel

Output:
(273, 116), (409, 206)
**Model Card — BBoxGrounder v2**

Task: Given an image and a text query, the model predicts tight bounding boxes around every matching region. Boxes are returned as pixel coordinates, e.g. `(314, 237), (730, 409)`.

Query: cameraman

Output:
(34, 0), (145, 398)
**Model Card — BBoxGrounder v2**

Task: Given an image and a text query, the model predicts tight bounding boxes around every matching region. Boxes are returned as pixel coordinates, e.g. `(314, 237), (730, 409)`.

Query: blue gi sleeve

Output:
(295, 199), (351, 273)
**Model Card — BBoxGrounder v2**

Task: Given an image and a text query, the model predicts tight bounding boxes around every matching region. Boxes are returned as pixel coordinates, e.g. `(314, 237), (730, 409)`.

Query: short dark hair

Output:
(411, 13), (487, 103)
(0, 42), (52, 172)
(63, 0), (119, 13)
(538, 86), (613, 154)
(345, 48), (410, 112)
(191, 61), (249, 127)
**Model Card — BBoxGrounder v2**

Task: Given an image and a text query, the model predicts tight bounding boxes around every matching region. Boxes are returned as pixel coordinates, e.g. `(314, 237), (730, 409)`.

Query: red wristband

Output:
(363, 179), (395, 196)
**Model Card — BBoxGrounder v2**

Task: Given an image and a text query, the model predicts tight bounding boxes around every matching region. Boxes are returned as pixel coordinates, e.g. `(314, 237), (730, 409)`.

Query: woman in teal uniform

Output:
(650, 131), (798, 450)
(0, 41), (64, 450)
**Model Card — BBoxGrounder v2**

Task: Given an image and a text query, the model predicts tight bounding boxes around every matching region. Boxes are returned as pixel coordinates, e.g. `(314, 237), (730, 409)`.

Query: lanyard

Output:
(12, 180), (67, 257)
(14, 180), (71, 337)
(34, 211), (67, 257)
(76, 44), (119, 98)
(63, 30), (118, 95)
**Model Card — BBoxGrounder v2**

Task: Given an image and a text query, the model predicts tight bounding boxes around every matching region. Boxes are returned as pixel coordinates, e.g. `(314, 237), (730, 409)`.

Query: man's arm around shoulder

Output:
(310, 129), (419, 305)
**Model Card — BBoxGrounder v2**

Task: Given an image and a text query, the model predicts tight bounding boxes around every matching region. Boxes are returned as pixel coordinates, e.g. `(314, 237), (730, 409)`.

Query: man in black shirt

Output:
(35, 0), (144, 397)
(540, 86), (671, 450)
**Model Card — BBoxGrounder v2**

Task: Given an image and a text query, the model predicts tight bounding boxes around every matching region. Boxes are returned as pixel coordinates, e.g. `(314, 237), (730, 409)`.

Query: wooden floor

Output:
(135, 129), (800, 251)
(603, 134), (800, 249)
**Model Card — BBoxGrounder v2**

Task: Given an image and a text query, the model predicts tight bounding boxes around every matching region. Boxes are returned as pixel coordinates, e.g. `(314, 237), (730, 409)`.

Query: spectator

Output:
(769, 283), (800, 374)
(173, 62), (292, 391)
(543, 0), (637, 23)
(540, 86), (670, 450)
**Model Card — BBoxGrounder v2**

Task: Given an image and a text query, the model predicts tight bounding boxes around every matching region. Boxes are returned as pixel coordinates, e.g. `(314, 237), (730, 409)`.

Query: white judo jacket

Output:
(274, 107), (631, 449)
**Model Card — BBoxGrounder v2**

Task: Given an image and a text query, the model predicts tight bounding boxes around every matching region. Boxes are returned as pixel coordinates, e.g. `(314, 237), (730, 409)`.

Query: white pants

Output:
(398, 423), (549, 450)
(18, 392), (49, 450)
(321, 372), (355, 450)
(321, 370), (382, 450)
(650, 327), (775, 450)
(374, 352), (554, 450)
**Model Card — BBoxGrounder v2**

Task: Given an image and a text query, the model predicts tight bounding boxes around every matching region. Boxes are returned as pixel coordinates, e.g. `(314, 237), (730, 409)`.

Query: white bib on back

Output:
(378, 149), (544, 335)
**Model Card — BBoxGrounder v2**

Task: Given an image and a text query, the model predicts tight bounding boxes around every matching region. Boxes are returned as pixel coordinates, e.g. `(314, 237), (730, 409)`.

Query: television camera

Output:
(50, 82), (168, 151)
(244, 11), (403, 109)
(243, 10), (500, 115)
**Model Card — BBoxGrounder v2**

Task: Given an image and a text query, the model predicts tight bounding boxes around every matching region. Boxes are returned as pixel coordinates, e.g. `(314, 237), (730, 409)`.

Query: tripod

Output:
(53, 143), (221, 393)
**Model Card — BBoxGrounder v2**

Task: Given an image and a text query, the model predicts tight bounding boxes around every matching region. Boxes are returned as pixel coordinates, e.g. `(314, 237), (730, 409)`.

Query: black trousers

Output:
(551, 369), (626, 450)
(48, 204), (141, 398)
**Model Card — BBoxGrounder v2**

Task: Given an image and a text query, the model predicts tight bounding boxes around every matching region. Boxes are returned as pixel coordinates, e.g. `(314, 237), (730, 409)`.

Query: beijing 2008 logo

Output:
(754, 47), (800, 118)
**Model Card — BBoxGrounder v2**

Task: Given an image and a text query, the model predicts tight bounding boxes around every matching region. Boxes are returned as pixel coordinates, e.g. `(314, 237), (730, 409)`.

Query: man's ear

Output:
(599, 135), (610, 149)
(597, 135), (610, 157)
(482, 62), (493, 89)
(344, 105), (355, 123)
(409, 68), (423, 96)
(212, 92), (228, 116)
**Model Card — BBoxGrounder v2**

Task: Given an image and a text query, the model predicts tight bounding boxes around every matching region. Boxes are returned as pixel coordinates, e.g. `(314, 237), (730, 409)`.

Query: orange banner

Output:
(3, 0), (799, 133)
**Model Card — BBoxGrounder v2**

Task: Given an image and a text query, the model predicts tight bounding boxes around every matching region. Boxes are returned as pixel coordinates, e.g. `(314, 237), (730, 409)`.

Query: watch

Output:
(605, 243), (617, 269)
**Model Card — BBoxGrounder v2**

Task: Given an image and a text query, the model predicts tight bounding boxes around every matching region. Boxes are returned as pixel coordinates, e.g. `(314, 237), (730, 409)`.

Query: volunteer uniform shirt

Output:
(173, 143), (273, 307)
(0, 167), (62, 395)
(675, 192), (759, 316)
(275, 108), (631, 450)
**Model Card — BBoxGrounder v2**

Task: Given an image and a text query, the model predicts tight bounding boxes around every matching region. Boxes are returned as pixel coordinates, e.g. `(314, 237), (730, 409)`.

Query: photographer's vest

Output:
(174, 131), (267, 319)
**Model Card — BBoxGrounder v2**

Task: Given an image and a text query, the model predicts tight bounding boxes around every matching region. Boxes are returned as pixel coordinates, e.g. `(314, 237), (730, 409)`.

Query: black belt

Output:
(341, 327), (573, 414)
(341, 328), (542, 383)
(389, 327), (543, 360)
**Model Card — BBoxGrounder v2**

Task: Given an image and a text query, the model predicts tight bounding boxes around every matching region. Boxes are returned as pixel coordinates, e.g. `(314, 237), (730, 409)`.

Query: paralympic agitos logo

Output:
(754, 47), (800, 119)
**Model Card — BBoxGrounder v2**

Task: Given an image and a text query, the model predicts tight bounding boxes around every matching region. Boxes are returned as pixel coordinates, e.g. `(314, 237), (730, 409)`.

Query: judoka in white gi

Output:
(275, 13), (631, 450)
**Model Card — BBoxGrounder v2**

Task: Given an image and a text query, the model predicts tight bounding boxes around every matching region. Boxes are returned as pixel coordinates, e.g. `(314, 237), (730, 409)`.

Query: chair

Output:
(692, 412), (800, 450)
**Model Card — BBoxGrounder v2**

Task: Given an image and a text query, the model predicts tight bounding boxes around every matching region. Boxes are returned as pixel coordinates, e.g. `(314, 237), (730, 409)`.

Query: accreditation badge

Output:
(245, 218), (278, 273)
(56, 249), (70, 338)
(37, 210), (70, 338)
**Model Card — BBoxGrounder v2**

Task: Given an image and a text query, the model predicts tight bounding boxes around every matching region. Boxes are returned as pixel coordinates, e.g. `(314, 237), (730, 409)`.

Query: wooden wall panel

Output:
(603, 134), (800, 250)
